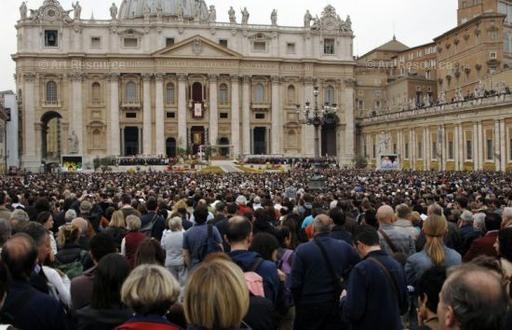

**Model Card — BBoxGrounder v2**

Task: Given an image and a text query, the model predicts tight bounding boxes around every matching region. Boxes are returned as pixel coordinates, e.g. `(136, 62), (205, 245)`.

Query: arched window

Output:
(91, 82), (101, 104)
(219, 83), (228, 105)
(255, 83), (265, 103)
(287, 85), (296, 104)
(46, 81), (58, 104)
(125, 81), (137, 103)
(325, 85), (335, 105)
(166, 83), (175, 105)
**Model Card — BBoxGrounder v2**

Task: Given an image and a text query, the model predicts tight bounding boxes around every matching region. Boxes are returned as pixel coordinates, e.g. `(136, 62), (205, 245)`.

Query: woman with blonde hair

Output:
(115, 264), (181, 330)
(184, 258), (250, 330)
(103, 210), (127, 250)
(405, 214), (461, 287)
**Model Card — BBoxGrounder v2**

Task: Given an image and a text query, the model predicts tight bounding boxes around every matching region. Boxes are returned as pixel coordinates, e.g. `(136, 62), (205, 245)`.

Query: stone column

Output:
(500, 119), (506, 171)
(231, 75), (240, 157)
(477, 121), (484, 170)
(209, 74), (218, 146)
(454, 125), (460, 170)
(242, 75), (251, 155)
(473, 122), (479, 169)
(271, 76), (281, 155)
(70, 73), (84, 155)
(411, 129), (416, 170)
(342, 79), (356, 166)
(22, 73), (38, 170)
(422, 127), (428, 169)
(495, 119), (501, 171)
(108, 73), (121, 156)
(457, 124), (464, 171)
(178, 74), (187, 150)
(155, 74), (165, 155)
(441, 125), (447, 171)
(302, 78), (314, 157)
(142, 73), (152, 155)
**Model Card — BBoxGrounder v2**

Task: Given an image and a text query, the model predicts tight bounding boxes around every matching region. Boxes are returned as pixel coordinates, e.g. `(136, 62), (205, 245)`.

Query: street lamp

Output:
(296, 86), (338, 159)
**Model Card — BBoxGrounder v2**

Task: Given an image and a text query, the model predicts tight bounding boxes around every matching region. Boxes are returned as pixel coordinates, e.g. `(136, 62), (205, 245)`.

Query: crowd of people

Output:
(0, 169), (511, 329)
(242, 156), (338, 167)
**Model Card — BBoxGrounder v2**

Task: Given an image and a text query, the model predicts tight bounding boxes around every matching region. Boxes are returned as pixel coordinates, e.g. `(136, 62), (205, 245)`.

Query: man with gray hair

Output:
(377, 205), (415, 264)
(64, 209), (77, 223)
(394, 203), (419, 242)
(291, 214), (360, 330)
(10, 209), (30, 233)
(437, 263), (509, 330)
(458, 210), (481, 256)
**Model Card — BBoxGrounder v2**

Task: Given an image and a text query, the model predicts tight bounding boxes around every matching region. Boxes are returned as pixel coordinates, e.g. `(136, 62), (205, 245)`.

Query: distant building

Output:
(0, 91), (20, 170)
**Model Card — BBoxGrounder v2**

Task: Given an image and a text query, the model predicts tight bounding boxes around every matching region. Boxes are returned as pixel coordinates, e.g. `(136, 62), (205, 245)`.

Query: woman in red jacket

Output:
(120, 215), (146, 268)
(115, 265), (181, 330)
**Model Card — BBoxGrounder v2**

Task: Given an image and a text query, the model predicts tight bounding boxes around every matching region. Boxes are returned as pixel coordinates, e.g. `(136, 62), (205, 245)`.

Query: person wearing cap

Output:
(458, 210), (481, 256)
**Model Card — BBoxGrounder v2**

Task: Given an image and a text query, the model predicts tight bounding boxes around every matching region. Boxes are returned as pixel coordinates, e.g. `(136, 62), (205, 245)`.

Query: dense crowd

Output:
(0, 169), (511, 330)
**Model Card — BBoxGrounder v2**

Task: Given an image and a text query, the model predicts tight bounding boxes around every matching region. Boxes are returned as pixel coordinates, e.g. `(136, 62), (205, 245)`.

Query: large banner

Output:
(62, 156), (83, 172)
(379, 154), (400, 170)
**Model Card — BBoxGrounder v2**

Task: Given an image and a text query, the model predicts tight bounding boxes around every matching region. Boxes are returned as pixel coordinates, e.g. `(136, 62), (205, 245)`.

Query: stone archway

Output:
(40, 111), (62, 162)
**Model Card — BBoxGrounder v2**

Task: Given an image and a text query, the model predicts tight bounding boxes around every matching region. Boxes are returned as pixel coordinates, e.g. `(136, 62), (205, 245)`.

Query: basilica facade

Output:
(14, 0), (356, 170)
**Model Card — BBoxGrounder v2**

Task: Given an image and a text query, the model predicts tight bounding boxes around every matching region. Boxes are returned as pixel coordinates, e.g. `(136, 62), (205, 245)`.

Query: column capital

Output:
(230, 74), (240, 82)
(68, 72), (85, 82)
(271, 76), (280, 84)
(107, 72), (120, 82)
(154, 73), (165, 81)
(343, 78), (356, 88)
(303, 76), (314, 85)
(142, 73), (153, 81)
(23, 73), (36, 82)
(208, 74), (218, 82)
(242, 75), (251, 84)
(178, 74), (188, 82)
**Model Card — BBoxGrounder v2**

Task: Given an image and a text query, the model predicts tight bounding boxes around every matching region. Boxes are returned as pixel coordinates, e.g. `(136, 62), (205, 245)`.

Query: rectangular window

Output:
(418, 142), (423, 159)
(124, 38), (138, 48)
(166, 38), (175, 47)
(255, 113), (265, 119)
(126, 112), (137, 119)
(490, 51), (497, 59)
(166, 112), (176, 119)
(487, 138), (494, 160)
(448, 141), (454, 159)
(324, 38), (335, 55)
(220, 112), (228, 119)
(287, 43), (296, 54)
(466, 140), (473, 160)
(219, 39), (228, 47)
(405, 143), (409, 159)
(91, 37), (101, 49)
(45, 30), (58, 47)
(489, 31), (498, 41)
(253, 41), (266, 52)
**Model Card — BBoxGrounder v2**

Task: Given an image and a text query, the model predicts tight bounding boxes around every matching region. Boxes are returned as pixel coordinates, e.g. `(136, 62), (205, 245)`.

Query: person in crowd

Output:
(227, 216), (280, 305)
(76, 253), (132, 330)
(377, 205), (415, 264)
(183, 205), (223, 268)
(341, 226), (409, 330)
(119, 194), (141, 220)
(291, 214), (360, 330)
(9, 209), (29, 232)
(0, 218), (11, 252)
(71, 217), (92, 250)
(120, 215), (146, 268)
(394, 204), (420, 242)
(71, 233), (117, 310)
(184, 258), (250, 330)
(55, 224), (87, 275)
(140, 197), (166, 240)
(161, 216), (187, 286)
(495, 227), (512, 296)
(1, 234), (68, 330)
(437, 264), (509, 330)
(463, 213), (501, 262)
(102, 210), (127, 250)
(501, 207), (512, 228)
(458, 210), (481, 255)
(405, 214), (461, 287)
(0, 192), (12, 221)
(329, 207), (352, 245)
(473, 212), (486, 233)
(36, 211), (57, 255)
(416, 267), (447, 330)
(170, 199), (193, 230)
(134, 238), (166, 267)
(116, 265), (181, 330)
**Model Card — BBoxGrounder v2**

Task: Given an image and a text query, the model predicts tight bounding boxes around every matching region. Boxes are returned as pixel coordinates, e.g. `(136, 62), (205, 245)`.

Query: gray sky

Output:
(0, 0), (457, 91)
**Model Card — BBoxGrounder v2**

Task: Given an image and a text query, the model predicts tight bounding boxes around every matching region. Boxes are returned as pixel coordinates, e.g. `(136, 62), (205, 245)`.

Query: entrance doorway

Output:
(191, 126), (205, 154)
(124, 127), (139, 156)
(166, 138), (176, 158)
(321, 124), (337, 157)
(41, 111), (62, 162)
(253, 127), (267, 155)
(218, 137), (230, 157)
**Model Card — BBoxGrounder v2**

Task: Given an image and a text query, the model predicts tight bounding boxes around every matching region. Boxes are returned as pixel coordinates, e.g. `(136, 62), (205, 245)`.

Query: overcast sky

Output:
(0, 0), (457, 91)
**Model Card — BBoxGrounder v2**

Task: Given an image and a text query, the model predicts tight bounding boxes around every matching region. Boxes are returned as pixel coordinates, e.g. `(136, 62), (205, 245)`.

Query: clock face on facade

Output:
(45, 6), (59, 21)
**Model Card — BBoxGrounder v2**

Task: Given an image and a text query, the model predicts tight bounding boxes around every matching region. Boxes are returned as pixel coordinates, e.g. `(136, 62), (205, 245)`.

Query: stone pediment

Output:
(153, 36), (242, 59)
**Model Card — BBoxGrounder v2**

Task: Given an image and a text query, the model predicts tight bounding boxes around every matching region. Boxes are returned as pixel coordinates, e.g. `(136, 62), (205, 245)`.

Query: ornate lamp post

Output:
(296, 86), (337, 159)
